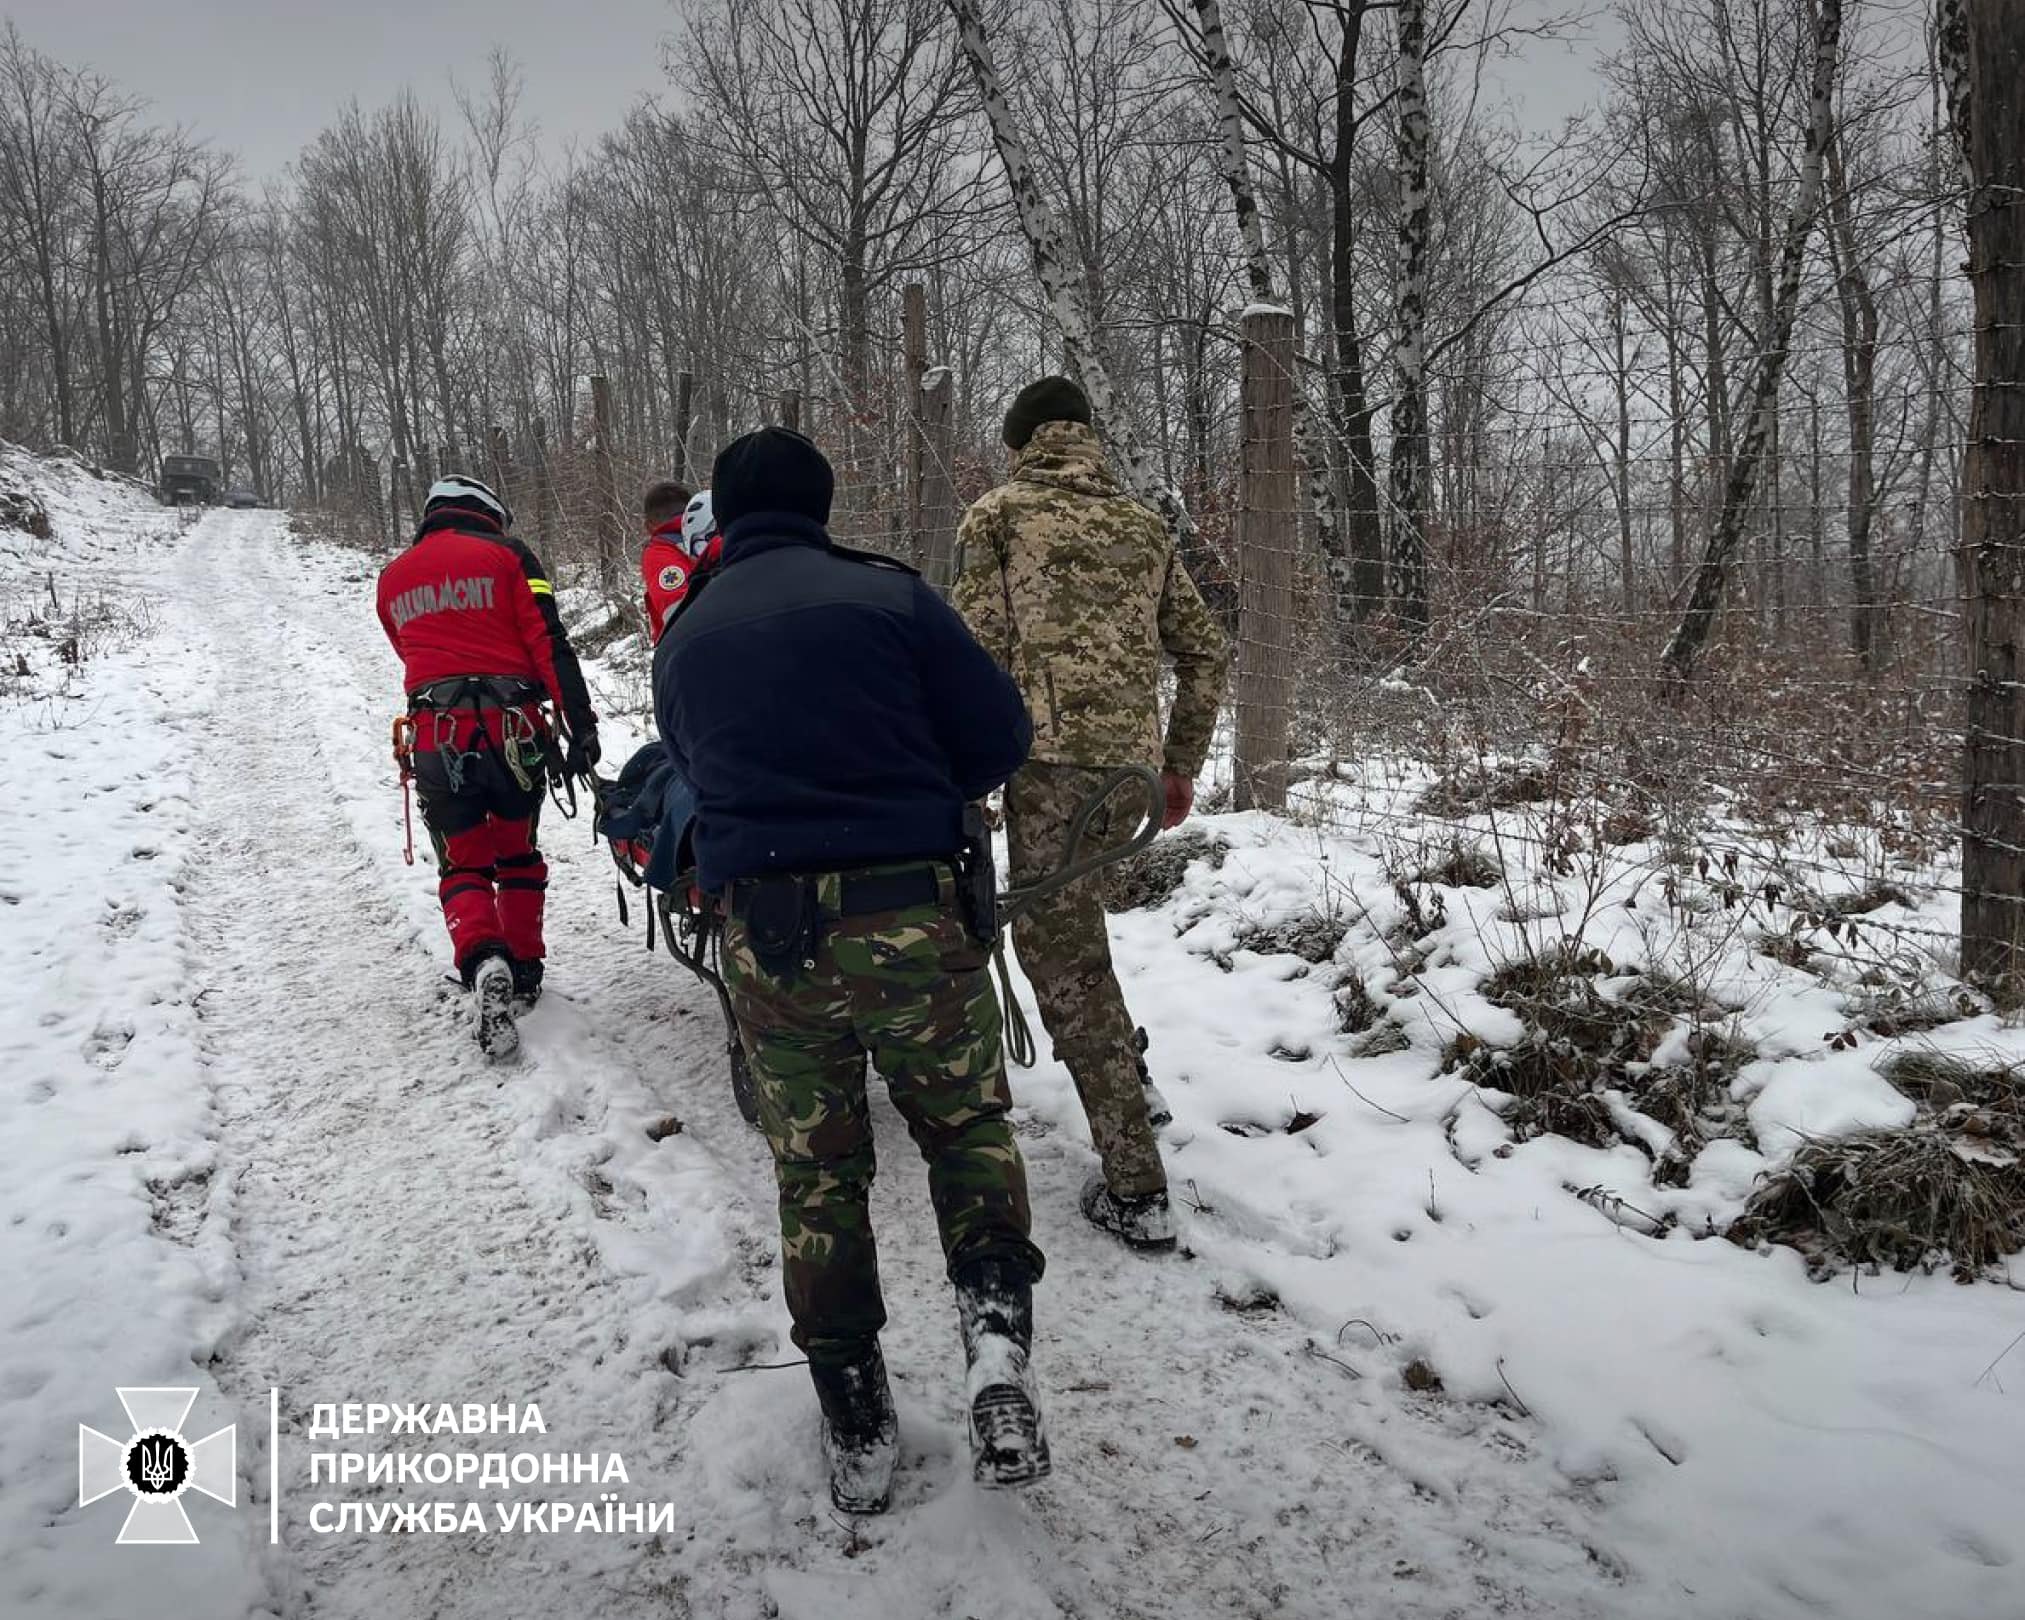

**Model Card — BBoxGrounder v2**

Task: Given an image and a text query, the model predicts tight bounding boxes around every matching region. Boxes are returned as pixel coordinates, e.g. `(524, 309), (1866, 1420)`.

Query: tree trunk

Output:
(674, 370), (694, 484)
(1612, 285), (1636, 615)
(1826, 122), (1881, 669)
(1189, 0), (1348, 624)
(1955, 0), (2025, 997)
(1658, 0), (1842, 689)
(903, 281), (930, 569)
(920, 366), (957, 594)
(1388, 0), (1433, 637)
(1330, 7), (1386, 622)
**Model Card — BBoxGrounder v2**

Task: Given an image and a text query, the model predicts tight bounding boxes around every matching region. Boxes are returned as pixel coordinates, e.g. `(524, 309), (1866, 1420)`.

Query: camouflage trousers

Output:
(1006, 762), (1167, 1199)
(723, 865), (1044, 1366)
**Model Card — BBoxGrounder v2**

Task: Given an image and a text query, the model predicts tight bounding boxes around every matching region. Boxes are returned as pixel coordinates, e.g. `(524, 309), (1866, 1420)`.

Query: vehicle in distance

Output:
(224, 485), (260, 508)
(160, 455), (221, 505)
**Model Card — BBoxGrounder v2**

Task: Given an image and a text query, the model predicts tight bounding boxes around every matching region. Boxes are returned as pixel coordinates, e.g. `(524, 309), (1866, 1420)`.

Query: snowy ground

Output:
(3, 456), (2022, 1620)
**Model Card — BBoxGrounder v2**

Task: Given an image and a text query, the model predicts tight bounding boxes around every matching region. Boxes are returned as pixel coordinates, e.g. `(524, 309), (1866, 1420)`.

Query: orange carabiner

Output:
(391, 715), (419, 865)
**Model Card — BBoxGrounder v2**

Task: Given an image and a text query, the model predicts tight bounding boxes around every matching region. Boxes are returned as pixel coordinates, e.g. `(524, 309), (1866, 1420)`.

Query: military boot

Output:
(1080, 1172), (1176, 1251)
(953, 1257), (1050, 1488)
(809, 1345), (898, 1514)
(1134, 1026), (1173, 1128)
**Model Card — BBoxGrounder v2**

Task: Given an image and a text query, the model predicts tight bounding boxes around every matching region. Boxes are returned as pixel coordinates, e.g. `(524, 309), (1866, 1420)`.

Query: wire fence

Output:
(300, 277), (2019, 989)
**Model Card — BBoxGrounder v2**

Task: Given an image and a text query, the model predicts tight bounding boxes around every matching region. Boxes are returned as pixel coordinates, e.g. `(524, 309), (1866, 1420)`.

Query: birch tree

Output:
(1658, 0), (1843, 688)
(1388, 0), (1433, 636)
(1174, 0), (1350, 618)
(943, 0), (1193, 540)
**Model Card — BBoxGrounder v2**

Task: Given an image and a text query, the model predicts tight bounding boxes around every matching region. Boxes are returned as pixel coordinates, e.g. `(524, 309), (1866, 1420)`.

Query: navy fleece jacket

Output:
(653, 513), (1032, 889)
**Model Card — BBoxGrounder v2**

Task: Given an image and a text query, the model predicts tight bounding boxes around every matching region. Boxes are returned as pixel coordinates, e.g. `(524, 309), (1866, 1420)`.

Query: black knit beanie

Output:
(711, 426), (834, 529)
(1003, 376), (1092, 450)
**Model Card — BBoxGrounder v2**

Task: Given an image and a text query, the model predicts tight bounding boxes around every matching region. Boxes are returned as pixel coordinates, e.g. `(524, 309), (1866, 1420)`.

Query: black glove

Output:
(565, 729), (601, 777)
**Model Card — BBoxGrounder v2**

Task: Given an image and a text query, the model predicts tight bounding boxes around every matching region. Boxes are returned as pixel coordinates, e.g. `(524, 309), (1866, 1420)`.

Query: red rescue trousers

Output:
(413, 703), (550, 980)
(434, 815), (548, 974)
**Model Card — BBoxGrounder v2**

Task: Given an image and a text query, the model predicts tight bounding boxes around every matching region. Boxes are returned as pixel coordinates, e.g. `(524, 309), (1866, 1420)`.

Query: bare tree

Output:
(944, 0), (1194, 539)
(1659, 0), (1842, 688)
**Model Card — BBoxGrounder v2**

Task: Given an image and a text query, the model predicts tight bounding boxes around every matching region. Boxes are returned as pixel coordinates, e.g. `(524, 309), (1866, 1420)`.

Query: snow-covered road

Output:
(10, 495), (2023, 1620)
(177, 513), (1616, 1616)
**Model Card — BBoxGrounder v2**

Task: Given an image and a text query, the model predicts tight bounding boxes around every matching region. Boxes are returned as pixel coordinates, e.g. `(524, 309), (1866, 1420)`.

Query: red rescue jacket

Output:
(376, 510), (597, 739)
(643, 521), (723, 643)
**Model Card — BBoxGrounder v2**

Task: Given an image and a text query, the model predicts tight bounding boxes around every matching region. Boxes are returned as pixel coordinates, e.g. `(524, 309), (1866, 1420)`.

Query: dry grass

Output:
(1730, 1123), (2025, 1281)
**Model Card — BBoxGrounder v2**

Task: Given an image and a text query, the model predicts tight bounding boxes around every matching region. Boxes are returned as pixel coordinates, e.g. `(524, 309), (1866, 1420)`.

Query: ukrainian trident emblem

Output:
(79, 1388), (236, 1544)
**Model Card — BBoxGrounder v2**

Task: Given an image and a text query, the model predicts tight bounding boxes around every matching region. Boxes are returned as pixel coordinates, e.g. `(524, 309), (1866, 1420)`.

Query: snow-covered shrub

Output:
(1406, 835), (1502, 889)
(1235, 906), (1348, 964)
(1102, 826), (1226, 912)
(1730, 1123), (2025, 1281)
(0, 482), (51, 539)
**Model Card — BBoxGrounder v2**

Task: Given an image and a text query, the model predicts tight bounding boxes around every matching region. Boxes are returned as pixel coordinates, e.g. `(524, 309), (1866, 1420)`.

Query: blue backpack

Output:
(597, 741), (698, 893)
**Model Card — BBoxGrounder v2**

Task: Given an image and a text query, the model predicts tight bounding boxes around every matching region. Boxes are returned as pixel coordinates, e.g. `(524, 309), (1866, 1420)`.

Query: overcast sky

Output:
(7, 0), (682, 175)
(7, 0), (1617, 180)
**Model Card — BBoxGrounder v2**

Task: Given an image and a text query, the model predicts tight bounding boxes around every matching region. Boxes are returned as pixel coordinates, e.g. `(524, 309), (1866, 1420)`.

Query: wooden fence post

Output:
(1232, 307), (1298, 812)
(920, 366), (957, 593)
(674, 371), (695, 483)
(1958, 0), (2025, 998)
(904, 282), (928, 566)
(590, 375), (624, 595)
(488, 425), (514, 517)
(532, 416), (554, 551)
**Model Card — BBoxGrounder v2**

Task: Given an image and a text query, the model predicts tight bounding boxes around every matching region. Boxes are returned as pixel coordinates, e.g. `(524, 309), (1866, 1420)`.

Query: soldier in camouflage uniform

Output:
(655, 426), (1048, 1514)
(955, 376), (1230, 1251)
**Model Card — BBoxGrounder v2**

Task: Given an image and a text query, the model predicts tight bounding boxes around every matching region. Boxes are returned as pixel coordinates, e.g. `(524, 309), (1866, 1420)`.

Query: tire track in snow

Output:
(170, 513), (773, 1619)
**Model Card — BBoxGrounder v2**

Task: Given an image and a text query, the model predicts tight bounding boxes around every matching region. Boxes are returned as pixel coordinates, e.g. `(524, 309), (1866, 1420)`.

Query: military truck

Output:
(159, 455), (221, 506)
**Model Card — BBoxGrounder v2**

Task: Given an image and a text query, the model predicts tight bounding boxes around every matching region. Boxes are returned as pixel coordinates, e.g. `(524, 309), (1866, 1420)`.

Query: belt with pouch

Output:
(727, 862), (952, 976)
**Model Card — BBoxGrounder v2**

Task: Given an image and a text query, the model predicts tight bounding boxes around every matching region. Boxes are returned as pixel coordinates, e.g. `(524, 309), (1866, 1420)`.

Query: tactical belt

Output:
(727, 863), (949, 978)
(727, 863), (943, 923)
(407, 675), (545, 710)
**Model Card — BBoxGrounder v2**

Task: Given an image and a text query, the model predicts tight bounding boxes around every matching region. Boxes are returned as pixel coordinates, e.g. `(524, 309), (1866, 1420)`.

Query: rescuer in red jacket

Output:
(376, 475), (600, 1027)
(641, 480), (691, 643)
(642, 483), (724, 643)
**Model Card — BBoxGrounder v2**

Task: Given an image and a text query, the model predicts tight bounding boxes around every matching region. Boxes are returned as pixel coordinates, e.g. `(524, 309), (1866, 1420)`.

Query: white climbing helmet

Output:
(424, 473), (512, 530)
(681, 489), (715, 554)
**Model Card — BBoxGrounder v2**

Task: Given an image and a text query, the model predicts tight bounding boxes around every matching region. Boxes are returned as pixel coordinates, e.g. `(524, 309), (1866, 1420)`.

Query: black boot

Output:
(510, 957), (544, 1007)
(809, 1345), (898, 1514)
(1080, 1172), (1177, 1251)
(953, 1258), (1050, 1488)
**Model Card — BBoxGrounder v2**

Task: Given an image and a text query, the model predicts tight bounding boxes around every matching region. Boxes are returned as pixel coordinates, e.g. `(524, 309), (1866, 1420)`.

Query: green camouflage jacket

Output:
(953, 420), (1228, 777)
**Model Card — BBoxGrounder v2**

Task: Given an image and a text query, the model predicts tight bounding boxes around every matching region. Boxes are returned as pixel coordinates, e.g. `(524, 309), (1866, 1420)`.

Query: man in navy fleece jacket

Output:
(651, 426), (1051, 1514)
(654, 427), (1031, 889)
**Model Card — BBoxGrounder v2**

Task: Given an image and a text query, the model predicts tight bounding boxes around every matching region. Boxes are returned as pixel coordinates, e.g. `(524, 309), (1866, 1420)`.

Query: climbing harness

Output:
(391, 676), (571, 871)
(390, 715), (419, 866)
